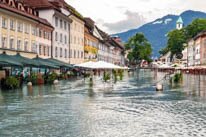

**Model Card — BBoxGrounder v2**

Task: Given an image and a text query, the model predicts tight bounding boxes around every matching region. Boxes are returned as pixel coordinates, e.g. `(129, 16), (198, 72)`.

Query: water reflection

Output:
(0, 70), (206, 137)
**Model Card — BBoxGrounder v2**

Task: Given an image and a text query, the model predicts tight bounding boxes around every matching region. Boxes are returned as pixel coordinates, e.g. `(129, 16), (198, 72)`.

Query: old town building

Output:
(187, 31), (206, 66)
(84, 18), (99, 62)
(0, 0), (125, 65)
(96, 28), (125, 66)
(23, 0), (72, 62)
(68, 9), (85, 64)
(0, 0), (53, 58)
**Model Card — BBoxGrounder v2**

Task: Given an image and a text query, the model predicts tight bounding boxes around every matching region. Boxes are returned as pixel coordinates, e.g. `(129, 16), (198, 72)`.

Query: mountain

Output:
(113, 10), (206, 57)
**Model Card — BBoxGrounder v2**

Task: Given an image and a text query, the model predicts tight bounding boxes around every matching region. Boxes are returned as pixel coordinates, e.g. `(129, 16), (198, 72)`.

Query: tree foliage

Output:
(125, 33), (152, 64)
(159, 18), (206, 57)
(167, 29), (186, 56)
(185, 18), (206, 39)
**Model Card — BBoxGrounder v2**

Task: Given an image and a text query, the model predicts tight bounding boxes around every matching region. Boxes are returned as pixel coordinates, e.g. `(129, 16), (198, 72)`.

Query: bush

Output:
(1, 76), (20, 89)
(67, 71), (75, 77)
(112, 70), (118, 83)
(59, 73), (67, 80)
(29, 73), (37, 85)
(84, 73), (90, 78)
(173, 73), (183, 83)
(47, 72), (58, 84)
(118, 70), (124, 80)
(103, 72), (110, 82)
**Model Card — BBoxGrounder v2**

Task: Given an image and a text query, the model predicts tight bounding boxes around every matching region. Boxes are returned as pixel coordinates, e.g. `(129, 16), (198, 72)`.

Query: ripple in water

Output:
(0, 70), (206, 137)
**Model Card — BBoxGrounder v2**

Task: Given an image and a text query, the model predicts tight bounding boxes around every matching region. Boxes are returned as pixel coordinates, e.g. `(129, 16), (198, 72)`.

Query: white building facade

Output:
(38, 9), (72, 63)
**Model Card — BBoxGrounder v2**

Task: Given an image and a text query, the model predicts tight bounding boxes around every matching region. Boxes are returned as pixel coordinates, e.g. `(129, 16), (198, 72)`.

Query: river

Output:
(0, 69), (206, 137)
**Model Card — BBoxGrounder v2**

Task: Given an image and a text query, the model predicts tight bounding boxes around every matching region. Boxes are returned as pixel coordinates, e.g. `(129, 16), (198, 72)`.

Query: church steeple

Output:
(176, 16), (184, 30)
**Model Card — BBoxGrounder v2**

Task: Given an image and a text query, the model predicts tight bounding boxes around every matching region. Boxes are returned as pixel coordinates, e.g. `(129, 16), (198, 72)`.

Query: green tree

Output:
(125, 33), (152, 64)
(167, 29), (186, 60)
(159, 18), (206, 58)
(159, 46), (169, 55)
(185, 18), (206, 39)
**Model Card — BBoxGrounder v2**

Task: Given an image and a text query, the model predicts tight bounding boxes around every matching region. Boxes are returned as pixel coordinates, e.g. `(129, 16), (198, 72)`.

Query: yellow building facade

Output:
(69, 15), (85, 64)
(0, 0), (53, 59)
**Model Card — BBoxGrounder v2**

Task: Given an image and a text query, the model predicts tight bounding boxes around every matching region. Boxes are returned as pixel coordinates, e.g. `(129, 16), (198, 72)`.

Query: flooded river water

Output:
(0, 69), (206, 137)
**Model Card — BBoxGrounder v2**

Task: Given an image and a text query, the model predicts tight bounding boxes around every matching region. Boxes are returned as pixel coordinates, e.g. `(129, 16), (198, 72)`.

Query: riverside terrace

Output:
(0, 52), (74, 89)
(0, 52), (127, 90)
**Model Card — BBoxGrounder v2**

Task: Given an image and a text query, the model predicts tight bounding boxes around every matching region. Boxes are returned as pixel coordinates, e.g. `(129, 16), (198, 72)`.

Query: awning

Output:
(11, 53), (39, 67)
(0, 53), (22, 67)
(32, 56), (59, 69)
(44, 58), (73, 68)
(74, 61), (96, 68)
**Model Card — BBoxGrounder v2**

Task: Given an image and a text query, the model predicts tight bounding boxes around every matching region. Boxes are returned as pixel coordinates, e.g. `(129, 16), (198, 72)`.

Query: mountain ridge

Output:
(113, 10), (206, 57)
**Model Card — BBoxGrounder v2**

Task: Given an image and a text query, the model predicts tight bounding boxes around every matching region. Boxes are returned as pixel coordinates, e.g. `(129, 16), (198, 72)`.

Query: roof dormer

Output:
(0, 0), (7, 4)
(8, 0), (16, 8)
(17, 2), (25, 11)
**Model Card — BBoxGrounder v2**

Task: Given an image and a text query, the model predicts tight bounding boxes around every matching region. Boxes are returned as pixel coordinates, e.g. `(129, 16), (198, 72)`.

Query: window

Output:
(60, 33), (63, 43)
(48, 32), (51, 40)
(60, 48), (63, 57)
(25, 24), (29, 34)
(32, 27), (36, 35)
(10, 20), (15, 30)
(2, 37), (7, 48)
(60, 19), (63, 28)
(17, 22), (23, 32)
(24, 41), (28, 51)
(65, 49), (67, 58)
(78, 51), (79, 58)
(55, 32), (58, 41)
(2, 18), (7, 28)
(39, 45), (42, 55)
(70, 49), (72, 58)
(81, 51), (83, 58)
(44, 46), (46, 56)
(55, 47), (58, 57)
(32, 42), (37, 53)
(65, 35), (67, 44)
(74, 50), (76, 58)
(81, 38), (84, 45)
(64, 21), (67, 30)
(44, 31), (46, 39)
(48, 47), (50, 56)
(10, 38), (14, 49)
(17, 39), (21, 50)
(55, 17), (58, 27)
(39, 29), (42, 38)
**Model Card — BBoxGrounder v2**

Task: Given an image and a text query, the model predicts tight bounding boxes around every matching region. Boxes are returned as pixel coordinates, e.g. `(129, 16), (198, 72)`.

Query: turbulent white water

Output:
(0, 70), (206, 137)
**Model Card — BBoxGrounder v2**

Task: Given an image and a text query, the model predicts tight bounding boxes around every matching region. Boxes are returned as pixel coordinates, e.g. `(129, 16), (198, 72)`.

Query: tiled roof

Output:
(23, 0), (53, 8)
(96, 27), (124, 50)
(22, 0), (58, 10)
(193, 30), (206, 40)
(0, 2), (53, 28)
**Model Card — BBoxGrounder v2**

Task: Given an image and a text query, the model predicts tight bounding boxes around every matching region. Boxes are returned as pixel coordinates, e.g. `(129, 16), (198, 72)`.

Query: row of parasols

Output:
(0, 52), (73, 69)
(75, 61), (129, 70)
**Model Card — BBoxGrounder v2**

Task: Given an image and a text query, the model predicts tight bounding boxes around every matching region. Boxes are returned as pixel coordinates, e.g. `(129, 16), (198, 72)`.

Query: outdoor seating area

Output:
(0, 52), (75, 90)
(0, 52), (129, 90)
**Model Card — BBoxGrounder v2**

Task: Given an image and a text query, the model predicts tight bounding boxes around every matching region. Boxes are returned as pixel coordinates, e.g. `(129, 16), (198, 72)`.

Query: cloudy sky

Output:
(66, 0), (206, 34)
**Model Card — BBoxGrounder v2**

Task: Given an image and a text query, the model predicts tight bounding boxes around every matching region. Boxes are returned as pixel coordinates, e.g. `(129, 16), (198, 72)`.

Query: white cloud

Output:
(66, 0), (206, 34)
(102, 10), (146, 34)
